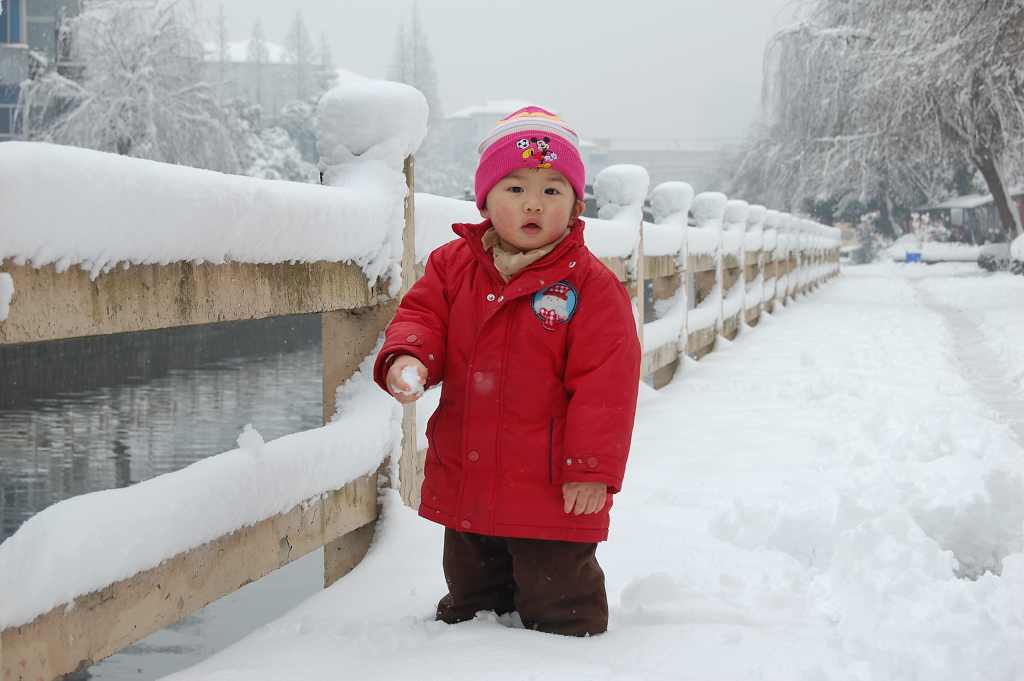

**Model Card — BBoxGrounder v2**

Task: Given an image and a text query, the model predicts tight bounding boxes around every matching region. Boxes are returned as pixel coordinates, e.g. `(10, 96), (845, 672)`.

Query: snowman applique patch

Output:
(532, 281), (579, 331)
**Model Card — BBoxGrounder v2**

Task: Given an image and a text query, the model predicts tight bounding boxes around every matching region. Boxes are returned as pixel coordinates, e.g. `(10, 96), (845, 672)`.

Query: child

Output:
(373, 106), (641, 637)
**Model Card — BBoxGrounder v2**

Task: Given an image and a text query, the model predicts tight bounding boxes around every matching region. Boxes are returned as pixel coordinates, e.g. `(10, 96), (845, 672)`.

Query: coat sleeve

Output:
(373, 247), (450, 393)
(560, 269), (642, 494)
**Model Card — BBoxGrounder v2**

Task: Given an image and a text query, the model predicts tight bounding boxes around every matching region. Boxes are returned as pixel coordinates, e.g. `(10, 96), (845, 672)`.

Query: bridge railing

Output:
(0, 80), (426, 681)
(0, 90), (839, 680)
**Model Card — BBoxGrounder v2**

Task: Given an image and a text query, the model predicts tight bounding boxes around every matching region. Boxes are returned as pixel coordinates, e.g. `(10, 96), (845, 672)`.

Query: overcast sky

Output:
(204, 0), (796, 142)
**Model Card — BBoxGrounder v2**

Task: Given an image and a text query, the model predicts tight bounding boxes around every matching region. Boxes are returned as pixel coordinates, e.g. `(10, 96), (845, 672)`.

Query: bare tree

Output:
(736, 0), (1024, 238)
(17, 0), (238, 172)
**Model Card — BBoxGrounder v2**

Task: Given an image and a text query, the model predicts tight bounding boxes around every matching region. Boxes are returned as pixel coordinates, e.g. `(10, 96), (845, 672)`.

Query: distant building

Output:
(919, 189), (1024, 243)
(203, 40), (299, 121)
(0, 0), (79, 141)
(202, 40), (352, 122)
(583, 137), (742, 195)
(445, 99), (535, 153)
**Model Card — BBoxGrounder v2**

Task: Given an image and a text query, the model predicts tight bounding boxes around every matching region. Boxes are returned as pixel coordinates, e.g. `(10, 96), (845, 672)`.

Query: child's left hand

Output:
(562, 482), (608, 515)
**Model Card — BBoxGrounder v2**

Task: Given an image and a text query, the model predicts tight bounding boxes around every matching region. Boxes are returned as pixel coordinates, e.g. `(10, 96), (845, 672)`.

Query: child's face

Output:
(480, 168), (585, 252)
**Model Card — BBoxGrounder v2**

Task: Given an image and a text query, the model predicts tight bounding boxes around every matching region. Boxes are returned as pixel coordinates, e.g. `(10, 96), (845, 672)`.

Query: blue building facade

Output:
(0, 0), (77, 141)
(0, 0), (28, 140)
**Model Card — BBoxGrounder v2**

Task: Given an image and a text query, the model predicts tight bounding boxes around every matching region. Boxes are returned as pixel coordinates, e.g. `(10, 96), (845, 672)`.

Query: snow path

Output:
(914, 285), (1024, 445)
(164, 265), (1024, 681)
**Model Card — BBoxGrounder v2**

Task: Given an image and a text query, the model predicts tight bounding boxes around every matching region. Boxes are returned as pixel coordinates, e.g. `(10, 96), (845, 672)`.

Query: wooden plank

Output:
(650, 274), (680, 302)
(687, 325), (716, 359)
(0, 259), (385, 345)
(643, 255), (678, 279)
(722, 312), (741, 340)
(642, 342), (678, 378)
(686, 253), (716, 273)
(745, 306), (761, 327)
(650, 360), (679, 390)
(693, 270), (717, 306)
(0, 477), (377, 681)
(722, 253), (741, 270)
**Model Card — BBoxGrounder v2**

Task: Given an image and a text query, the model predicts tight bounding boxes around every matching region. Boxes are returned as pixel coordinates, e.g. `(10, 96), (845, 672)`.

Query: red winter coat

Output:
(373, 218), (641, 543)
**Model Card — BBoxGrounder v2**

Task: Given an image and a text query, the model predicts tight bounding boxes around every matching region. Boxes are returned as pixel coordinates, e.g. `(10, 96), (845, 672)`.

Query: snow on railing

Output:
(0, 78), (427, 681)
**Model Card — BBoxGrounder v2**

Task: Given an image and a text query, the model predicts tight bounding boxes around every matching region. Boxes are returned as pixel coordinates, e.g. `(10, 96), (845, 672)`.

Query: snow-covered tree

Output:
(246, 19), (269, 116)
(735, 0), (1024, 238)
(224, 99), (316, 183)
(213, 4), (230, 103)
(315, 32), (337, 93)
(387, 2), (442, 121)
(283, 10), (314, 101)
(17, 0), (238, 172)
(247, 19), (269, 64)
(275, 100), (317, 163)
(386, 3), (462, 195)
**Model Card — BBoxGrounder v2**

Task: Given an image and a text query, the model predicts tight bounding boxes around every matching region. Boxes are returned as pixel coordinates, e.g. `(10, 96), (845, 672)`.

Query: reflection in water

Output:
(0, 318), (323, 543)
(0, 316), (327, 678)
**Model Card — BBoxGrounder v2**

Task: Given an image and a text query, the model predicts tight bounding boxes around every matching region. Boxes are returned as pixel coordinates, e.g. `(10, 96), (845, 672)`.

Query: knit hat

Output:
(474, 106), (585, 210)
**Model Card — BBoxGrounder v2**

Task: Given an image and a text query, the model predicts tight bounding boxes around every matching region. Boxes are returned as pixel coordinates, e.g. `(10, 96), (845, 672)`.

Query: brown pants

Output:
(435, 528), (608, 637)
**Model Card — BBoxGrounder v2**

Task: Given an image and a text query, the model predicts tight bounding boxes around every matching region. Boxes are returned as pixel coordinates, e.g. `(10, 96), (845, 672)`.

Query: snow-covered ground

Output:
(147, 264), (1024, 679)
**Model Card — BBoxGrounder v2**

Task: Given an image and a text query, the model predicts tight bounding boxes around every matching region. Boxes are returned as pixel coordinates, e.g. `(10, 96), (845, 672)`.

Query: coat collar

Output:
(452, 218), (587, 291)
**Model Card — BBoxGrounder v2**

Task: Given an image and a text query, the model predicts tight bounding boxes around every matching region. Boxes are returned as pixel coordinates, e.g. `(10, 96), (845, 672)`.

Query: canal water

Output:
(0, 315), (328, 678)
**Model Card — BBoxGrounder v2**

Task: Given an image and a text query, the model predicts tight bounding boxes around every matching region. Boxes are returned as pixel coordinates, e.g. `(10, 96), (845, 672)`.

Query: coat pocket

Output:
(426, 410), (442, 465)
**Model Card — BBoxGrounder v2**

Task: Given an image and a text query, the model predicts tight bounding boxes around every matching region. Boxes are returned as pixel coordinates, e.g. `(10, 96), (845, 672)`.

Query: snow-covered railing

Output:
(0, 79), (428, 681)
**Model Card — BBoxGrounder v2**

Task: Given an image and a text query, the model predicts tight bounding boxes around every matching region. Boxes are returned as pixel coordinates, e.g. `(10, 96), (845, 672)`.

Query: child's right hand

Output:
(386, 355), (427, 404)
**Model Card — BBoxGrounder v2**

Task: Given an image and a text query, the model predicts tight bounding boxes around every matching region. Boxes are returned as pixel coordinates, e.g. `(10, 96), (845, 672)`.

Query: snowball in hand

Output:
(399, 365), (424, 396)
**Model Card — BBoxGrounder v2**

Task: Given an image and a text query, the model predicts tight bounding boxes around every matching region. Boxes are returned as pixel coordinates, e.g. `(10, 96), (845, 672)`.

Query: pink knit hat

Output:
(474, 106), (585, 210)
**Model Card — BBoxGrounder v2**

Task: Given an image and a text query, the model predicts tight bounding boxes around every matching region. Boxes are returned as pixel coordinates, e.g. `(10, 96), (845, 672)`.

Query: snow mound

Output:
(922, 243), (981, 263)
(691, 192), (728, 225)
(316, 80), (427, 169)
(723, 200), (750, 225)
(746, 205), (767, 228)
(594, 164), (650, 221)
(1011, 234), (1024, 262)
(587, 165), (649, 258)
(644, 183), (693, 258)
(648, 182), (694, 224)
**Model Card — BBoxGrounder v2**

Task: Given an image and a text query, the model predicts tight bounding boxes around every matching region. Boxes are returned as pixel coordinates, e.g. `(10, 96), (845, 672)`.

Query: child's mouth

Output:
(521, 222), (542, 233)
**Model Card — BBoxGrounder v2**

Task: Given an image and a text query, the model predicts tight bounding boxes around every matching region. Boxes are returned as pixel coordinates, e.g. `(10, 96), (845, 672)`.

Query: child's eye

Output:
(507, 186), (524, 193)
(544, 187), (561, 195)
